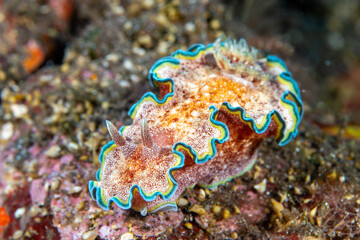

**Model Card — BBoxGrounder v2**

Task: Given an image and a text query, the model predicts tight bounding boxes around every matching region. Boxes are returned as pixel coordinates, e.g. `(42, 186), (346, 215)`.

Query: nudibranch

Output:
(89, 37), (303, 216)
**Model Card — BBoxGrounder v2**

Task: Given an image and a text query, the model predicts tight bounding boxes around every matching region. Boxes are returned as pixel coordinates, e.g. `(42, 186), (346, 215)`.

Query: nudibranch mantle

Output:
(89, 37), (303, 215)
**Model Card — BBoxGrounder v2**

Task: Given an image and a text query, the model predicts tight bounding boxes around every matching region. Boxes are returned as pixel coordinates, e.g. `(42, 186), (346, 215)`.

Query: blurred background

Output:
(1, 0), (360, 125)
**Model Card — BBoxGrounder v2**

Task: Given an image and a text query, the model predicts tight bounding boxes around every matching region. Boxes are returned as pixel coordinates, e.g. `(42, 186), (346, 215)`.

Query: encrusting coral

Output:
(89, 37), (303, 215)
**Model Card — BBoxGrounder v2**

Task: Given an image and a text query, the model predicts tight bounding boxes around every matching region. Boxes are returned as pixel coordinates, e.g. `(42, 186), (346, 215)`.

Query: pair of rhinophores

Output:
(89, 36), (303, 216)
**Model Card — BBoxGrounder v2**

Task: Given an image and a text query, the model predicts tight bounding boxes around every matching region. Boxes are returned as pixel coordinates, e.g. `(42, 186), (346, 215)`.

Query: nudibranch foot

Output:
(89, 36), (303, 215)
(198, 150), (258, 190)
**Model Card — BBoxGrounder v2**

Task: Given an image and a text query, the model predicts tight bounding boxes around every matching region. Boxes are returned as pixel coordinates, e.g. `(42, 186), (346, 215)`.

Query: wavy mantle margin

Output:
(89, 41), (303, 213)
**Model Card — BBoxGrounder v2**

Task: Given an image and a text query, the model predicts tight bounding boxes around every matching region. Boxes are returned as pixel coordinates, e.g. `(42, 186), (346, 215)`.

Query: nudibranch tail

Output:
(89, 36), (303, 215)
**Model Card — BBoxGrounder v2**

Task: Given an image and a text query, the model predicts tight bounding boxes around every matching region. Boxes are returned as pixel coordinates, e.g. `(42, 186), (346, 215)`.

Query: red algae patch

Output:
(0, 207), (10, 231)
